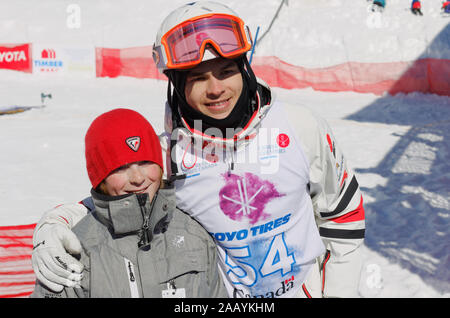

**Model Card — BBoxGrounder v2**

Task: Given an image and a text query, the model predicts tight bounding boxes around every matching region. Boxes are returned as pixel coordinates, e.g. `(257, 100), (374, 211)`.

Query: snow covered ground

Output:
(0, 0), (449, 297)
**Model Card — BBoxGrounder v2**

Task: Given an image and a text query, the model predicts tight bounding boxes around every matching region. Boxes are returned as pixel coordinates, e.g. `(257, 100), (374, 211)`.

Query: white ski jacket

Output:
(159, 79), (365, 297)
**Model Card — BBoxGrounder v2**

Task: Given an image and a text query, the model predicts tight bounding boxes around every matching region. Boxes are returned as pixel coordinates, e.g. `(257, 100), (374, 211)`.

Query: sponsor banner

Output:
(0, 43), (32, 73)
(33, 45), (95, 76)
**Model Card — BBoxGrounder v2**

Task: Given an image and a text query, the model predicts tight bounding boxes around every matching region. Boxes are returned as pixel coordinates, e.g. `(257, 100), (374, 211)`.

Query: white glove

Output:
(31, 203), (88, 292)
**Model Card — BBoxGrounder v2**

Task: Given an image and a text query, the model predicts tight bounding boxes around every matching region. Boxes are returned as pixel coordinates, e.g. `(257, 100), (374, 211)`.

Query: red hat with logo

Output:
(85, 108), (163, 188)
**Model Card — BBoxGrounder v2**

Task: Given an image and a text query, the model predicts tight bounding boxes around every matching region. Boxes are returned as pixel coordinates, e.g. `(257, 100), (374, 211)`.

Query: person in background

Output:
(442, 1), (450, 13)
(411, 0), (423, 15)
(31, 1), (366, 298)
(31, 108), (227, 298)
(372, 0), (386, 12)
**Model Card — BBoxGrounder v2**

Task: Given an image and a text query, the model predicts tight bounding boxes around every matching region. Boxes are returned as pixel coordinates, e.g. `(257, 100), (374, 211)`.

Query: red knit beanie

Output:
(85, 108), (163, 189)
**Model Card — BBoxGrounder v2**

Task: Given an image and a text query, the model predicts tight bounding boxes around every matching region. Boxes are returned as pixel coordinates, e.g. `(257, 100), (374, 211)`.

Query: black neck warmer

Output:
(166, 56), (261, 138)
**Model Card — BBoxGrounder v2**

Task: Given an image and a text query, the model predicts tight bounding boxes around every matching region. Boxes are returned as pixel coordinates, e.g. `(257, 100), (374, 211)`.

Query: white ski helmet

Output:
(153, 1), (253, 73)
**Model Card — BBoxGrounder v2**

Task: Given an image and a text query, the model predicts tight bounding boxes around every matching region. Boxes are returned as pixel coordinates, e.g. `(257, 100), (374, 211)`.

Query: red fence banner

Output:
(388, 58), (450, 96)
(96, 46), (166, 80)
(95, 46), (450, 97)
(0, 44), (32, 73)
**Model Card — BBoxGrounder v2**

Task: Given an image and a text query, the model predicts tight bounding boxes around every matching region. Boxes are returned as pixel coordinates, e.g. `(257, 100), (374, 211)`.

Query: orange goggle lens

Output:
(162, 14), (252, 69)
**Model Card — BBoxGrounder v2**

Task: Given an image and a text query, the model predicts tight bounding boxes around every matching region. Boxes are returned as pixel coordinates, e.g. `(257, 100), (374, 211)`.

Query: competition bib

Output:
(174, 101), (325, 297)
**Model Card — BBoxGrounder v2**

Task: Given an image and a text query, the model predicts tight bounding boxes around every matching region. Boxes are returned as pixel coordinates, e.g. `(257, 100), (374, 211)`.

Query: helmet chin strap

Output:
(239, 54), (258, 111)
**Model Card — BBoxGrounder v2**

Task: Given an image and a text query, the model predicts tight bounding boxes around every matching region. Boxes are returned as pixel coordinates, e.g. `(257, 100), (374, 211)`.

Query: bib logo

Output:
(276, 133), (290, 148)
(234, 276), (296, 298)
(219, 172), (284, 224)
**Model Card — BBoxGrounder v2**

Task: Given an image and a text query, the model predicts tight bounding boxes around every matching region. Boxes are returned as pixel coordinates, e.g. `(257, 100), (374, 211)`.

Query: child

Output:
(31, 108), (227, 298)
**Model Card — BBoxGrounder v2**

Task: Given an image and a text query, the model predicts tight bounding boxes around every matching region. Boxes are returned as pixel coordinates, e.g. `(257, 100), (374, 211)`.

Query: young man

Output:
(32, 1), (365, 298)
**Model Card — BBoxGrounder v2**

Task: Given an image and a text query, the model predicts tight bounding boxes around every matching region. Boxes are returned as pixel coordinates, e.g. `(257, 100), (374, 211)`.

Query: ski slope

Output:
(0, 0), (449, 297)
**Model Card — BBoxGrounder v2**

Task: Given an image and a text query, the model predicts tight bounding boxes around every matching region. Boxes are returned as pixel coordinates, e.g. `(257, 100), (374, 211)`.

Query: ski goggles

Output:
(158, 13), (253, 70)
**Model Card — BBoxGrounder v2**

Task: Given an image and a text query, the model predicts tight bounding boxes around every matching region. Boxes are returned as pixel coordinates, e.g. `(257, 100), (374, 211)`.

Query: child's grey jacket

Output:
(31, 186), (228, 298)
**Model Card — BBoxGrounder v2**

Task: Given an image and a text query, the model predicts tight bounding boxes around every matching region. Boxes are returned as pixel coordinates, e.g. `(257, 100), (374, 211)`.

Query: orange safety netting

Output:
(95, 47), (166, 80)
(95, 46), (450, 97)
(0, 224), (36, 298)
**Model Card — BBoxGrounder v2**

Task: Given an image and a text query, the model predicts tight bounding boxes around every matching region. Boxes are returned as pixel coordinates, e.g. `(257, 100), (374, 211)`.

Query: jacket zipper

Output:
(124, 257), (139, 298)
(138, 209), (151, 249)
(138, 194), (156, 250)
